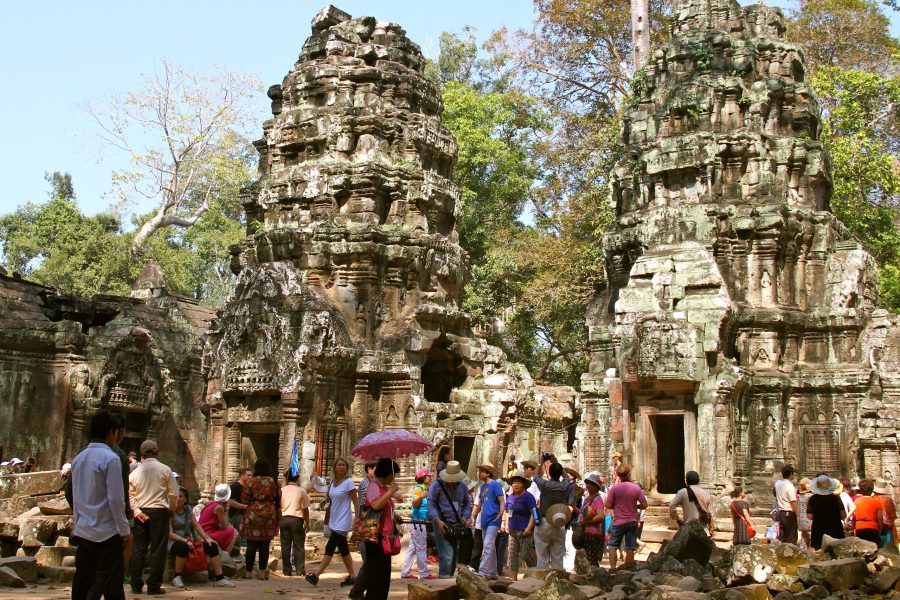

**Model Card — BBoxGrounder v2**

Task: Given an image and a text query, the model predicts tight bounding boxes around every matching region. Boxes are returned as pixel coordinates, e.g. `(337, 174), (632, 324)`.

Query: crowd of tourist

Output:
(60, 408), (898, 600)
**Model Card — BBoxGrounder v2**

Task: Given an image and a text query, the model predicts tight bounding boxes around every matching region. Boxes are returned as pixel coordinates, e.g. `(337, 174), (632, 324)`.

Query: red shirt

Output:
(853, 496), (882, 531)
(366, 478), (394, 537)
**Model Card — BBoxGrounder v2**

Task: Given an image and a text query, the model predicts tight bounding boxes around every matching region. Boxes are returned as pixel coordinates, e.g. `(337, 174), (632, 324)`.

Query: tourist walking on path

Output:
(305, 457), (357, 587)
(198, 483), (238, 553)
(226, 468), (252, 548)
(521, 460), (540, 503)
(401, 469), (434, 580)
(428, 460), (473, 578)
(874, 479), (897, 546)
(580, 473), (606, 567)
(533, 459), (582, 570)
(773, 465), (799, 544)
(853, 479), (885, 545)
(348, 462), (376, 599)
(503, 473), (536, 580)
(168, 487), (235, 588)
(729, 487), (753, 546)
(240, 457), (280, 580)
(604, 463), (647, 571)
(473, 463), (505, 579)
(70, 409), (132, 600)
(669, 471), (712, 529)
(361, 459), (401, 600)
(279, 468), (310, 576)
(129, 439), (177, 595)
(806, 474), (846, 549)
(797, 478), (812, 549)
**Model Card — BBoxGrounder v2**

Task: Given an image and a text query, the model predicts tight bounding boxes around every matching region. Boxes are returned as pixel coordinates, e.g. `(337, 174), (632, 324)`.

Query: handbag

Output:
(437, 481), (473, 543)
(731, 502), (756, 538)
(184, 539), (208, 573)
(381, 521), (402, 556)
(687, 485), (715, 532)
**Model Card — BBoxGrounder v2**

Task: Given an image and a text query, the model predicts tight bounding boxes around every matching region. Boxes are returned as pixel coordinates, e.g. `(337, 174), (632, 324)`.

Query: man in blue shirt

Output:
(427, 461), (473, 578)
(473, 463), (506, 579)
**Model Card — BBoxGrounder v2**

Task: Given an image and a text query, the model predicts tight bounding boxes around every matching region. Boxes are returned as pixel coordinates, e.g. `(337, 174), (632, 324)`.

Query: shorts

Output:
(324, 531), (350, 557)
(606, 521), (639, 551)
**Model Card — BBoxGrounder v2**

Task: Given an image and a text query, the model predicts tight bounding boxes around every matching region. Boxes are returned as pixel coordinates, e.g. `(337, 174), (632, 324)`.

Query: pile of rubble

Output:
(411, 524), (900, 600)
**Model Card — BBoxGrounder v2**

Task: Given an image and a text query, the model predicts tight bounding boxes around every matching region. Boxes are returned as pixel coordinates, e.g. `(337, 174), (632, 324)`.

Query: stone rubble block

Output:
(0, 472), (66, 500)
(508, 577), (547, 598)
(38, 496), (72, 516)
(0, 518), (18, 539)
(407, 579), (460, 600)
(0, 556), (37, 583)
(722, 544), (777, 584)
(37, 564), (76, 583)
(821, 535), (878, 561)
(0, 566), (24, 588)
(709, 583), (771, 600)
(17, 517), (57, 547)
(764, 573), (802, 593)
(796, 558), (868, 591)
(34, 545), (76, 567)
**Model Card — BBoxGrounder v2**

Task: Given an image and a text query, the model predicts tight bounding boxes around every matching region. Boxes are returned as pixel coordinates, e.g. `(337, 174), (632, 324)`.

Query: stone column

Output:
(204, 413), (227, 497)
(281, 391), (300, 480)
(225, 424), (241, 485)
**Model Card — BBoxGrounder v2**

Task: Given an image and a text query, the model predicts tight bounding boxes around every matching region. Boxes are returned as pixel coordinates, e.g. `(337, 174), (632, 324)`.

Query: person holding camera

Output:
(427, 461), (473, 578)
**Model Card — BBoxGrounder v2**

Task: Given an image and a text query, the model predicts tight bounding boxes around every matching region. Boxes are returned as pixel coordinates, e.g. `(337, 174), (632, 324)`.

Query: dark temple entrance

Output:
(453, 435), (475, 475)
(652, 414), (685, 494)
(241, 425), (280, 469)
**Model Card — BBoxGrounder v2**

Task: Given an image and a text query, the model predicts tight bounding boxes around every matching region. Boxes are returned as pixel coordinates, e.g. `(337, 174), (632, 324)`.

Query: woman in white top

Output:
(305, 457), (358, 587)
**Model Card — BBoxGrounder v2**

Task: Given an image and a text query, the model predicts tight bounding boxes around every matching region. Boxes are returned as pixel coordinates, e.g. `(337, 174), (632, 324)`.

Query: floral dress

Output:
(240, 475), (280, 541)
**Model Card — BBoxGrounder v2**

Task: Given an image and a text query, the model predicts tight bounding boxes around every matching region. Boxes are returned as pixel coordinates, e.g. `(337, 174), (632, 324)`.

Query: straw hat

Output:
(544, 503), (572, 527)
(611, 451), (622, 459)
(521, 460), (538, 470)
(477, 462), (499, 479)
(874, 479), (890, 494)
(811, 474), (838, 496)
(214, 483), (232, 503)
(563, 467), (581, 481)
(798, 477), (811, 493)
(440, 460), (468, 483)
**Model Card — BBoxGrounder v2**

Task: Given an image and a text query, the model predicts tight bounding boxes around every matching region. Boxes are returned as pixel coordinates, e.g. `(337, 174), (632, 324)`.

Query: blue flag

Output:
(290, 437), (300, 478)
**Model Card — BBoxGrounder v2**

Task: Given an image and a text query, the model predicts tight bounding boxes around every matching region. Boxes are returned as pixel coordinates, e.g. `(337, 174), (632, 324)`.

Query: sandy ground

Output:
(0, 553), (450, 600)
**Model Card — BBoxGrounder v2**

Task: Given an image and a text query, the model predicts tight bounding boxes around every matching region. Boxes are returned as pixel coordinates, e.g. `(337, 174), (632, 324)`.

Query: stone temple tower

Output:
(581, 0), (899, 497)
(202, 6), (576, 490)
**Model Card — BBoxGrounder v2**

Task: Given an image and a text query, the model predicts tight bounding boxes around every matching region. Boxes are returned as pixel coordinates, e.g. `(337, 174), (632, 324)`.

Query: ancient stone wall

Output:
(0, 264), (213, 491)
(203, 6), (577, 491)
(582, 0), (899, 500)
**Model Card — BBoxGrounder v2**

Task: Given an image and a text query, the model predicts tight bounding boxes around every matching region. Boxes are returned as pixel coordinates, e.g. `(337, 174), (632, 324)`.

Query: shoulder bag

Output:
(686, 485), (715, 532)
(731, 501), (756, 538)
(437, 480), (472, 541)
(184, 540), (208, 573)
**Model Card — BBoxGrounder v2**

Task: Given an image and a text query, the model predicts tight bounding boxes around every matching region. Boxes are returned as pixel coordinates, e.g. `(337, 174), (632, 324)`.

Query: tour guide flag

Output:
(290, 437), (300, 478)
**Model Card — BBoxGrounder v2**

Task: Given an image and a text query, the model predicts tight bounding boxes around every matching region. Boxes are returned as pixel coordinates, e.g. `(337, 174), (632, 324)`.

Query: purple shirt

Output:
(606, 481), (646, 526)
(505, 491), (536, 530)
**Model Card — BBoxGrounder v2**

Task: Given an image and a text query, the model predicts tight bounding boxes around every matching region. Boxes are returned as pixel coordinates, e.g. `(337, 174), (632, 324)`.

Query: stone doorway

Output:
(652, 414), (685, 493)
(240, 425), (280, 469)
(421, 337), (467, 403)
(453, 435), (475, 475)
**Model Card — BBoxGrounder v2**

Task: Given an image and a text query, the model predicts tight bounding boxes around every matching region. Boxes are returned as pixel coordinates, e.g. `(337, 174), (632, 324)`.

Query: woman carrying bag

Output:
(729, 487), (754, 546)
(168, 487), (235, 589)
(361, 459), (401, 600)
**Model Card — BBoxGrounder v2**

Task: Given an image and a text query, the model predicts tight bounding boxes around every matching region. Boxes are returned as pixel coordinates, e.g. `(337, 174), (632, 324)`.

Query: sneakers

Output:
(427, 555), (439, 564)
(421, 573), (438, 579)
(213, 577), (236, 588)
(401, 574), (417, 579)
(340, 576), (356, 587)
(172, 576), (185, 589)
(304, 572), (319, 586)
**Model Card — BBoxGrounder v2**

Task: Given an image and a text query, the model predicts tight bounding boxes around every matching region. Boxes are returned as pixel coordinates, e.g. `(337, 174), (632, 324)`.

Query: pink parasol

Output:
(350, 429), (434, 462)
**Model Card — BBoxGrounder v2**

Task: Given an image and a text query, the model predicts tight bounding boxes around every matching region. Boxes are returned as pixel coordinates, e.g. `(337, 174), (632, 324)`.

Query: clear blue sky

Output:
(0, 1), (897, 220)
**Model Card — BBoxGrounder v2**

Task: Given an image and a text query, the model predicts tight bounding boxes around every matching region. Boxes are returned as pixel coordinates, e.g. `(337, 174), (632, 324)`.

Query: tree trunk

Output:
(631, 0), (651, 72)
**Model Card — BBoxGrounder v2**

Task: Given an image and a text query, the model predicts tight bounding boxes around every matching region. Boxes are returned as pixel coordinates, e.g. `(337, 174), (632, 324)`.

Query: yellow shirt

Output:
(280, 484), (310, 518)
(129, 458), (176, 514)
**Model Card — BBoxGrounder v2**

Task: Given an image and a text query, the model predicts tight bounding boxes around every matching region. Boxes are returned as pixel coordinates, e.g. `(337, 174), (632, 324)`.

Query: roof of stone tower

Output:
(131, 260), (166, 299)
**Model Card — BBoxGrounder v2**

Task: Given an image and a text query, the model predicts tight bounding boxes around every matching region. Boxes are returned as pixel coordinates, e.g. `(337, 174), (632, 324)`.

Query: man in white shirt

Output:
(774, 465), (799, 544)
(129, 439), (176, 595)
(70, 409), (132, 600)
(669, 471), (712, 527)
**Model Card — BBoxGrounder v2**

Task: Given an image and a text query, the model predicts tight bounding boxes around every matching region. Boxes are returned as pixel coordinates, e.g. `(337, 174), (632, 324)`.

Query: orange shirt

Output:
(853, 496), (882, 531)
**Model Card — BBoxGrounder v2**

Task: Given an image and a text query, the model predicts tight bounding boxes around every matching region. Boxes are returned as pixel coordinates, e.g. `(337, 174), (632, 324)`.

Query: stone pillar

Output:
(204, 413), (227, 496)
(226, 424), (241, 485)
(281, 391), (300, 480)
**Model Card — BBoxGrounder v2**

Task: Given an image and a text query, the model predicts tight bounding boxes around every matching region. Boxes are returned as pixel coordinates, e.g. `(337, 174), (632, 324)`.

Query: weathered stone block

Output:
(796, 558), (867, 590)
(38, 496), (72, 516)
(0, 472), (65, 500)
(647, 585), (708, 600)
(765, 573), (802, 593)
(34, 545), (76, 567)
(0, 566), (24, 587)
(0, 556), (37, 583)
(871, 566), (900, 593)
(710, 583), (771, 600)
(722, 544), (777, 584)
(662, 522), (716, 565)
(508, 577), (546, 598)
(458, 567), (494, 600)
(822, 535), (878, 560)
(17, 517), (57, 546)
(408, 580), (460, 600)
(0, 518), (18, 539)
(37, 565), (76, 583)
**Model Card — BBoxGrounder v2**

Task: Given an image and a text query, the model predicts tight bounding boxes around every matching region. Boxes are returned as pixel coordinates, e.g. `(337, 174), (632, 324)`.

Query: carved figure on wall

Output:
(68, 364), (98, 411)
(765, 413), (777, 450)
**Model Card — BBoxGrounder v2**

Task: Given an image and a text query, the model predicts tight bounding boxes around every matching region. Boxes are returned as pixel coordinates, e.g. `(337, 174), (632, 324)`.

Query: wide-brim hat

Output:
(584, 472), (603, 488)
(440, 460), (468, 483)
(463, 477), (479, 492)
(874, 479), (890, 494)
(507, 474), (529, 488)
(563, 467), (581, 480)
(521, 460), (538, 470)
(811, 474), (838, 496)
(477, 463), (499, 479)
(312, 475), (330, 494)
(798, 477), (811, 493)
(611, 452), (622, 459)
(544, 503), (572, 527)
(214, 483), (232, 503)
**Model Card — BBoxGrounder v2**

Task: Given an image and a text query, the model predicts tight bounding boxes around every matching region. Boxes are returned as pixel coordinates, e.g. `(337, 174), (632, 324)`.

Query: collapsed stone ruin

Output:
(0, 0), (897, 550)
(580, 0), (900, 499)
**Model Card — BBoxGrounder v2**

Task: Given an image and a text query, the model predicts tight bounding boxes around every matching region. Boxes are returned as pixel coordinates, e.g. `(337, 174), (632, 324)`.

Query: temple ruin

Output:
(580, 0), (900, 497)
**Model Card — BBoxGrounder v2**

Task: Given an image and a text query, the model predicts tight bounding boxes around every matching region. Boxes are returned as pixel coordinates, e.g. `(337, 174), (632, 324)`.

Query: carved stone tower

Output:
(203, 6), (576, 489)
(582, 0), (899, 496)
